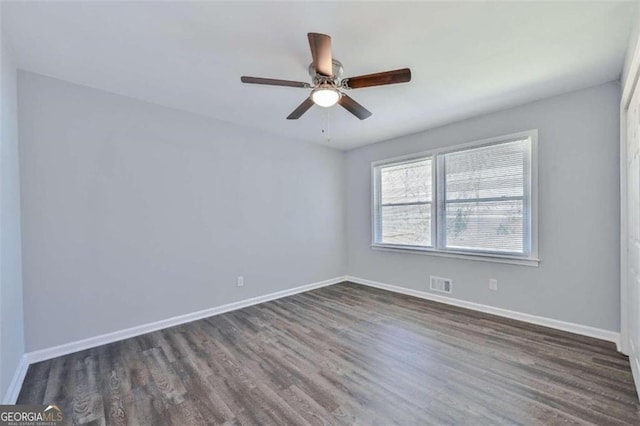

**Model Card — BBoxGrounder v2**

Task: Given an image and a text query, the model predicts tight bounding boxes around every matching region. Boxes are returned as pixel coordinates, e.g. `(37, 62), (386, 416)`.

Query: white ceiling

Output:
(2, 1), (635, 150)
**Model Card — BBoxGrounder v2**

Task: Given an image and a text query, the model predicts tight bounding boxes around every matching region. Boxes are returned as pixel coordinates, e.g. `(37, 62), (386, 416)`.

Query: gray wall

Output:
(623, 1), (640, 88)
(346, 82), (621, 332)
(18, 72), (346, 352)
(1, 32), (25, 398)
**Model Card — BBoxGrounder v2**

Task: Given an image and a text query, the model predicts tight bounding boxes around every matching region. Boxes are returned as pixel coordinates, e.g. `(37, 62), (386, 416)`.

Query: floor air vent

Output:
(430, 276), (452, 294)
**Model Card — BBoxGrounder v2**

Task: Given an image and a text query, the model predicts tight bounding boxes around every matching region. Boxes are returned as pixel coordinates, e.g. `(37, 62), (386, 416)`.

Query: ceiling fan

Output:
(240, 33), (411, 120)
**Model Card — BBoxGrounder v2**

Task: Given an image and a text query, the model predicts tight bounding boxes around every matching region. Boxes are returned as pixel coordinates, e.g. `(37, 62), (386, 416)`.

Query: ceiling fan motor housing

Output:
(309, 59), (344, 85)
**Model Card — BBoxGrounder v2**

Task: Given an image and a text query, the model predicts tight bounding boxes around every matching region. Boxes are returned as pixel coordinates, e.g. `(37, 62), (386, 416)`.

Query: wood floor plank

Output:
(141, 347), (187, 405)
(16, 282), (640, 425)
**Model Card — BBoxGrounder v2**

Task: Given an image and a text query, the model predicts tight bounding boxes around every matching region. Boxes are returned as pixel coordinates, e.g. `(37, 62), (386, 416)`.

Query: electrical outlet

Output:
(489, 278), (498, 291)
(237, 276), (244, 287)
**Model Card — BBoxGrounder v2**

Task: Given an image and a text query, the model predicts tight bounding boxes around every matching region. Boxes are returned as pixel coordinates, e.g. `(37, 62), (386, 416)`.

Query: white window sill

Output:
(370, 244), (540, 267)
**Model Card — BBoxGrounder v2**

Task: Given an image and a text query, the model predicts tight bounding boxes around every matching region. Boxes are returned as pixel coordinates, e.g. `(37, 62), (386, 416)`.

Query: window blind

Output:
(441, 140), (528, 253)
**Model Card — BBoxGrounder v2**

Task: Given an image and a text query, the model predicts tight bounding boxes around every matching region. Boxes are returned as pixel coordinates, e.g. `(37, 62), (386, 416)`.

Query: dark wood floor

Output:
(18, 282), (640, 425)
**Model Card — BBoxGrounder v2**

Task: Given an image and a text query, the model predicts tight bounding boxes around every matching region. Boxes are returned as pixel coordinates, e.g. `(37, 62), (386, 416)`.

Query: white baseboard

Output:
(630, 340), (640, 401)
(346, 276), (620, 345)
(26, 276), (345, 365)
(2, 354), (28, 404)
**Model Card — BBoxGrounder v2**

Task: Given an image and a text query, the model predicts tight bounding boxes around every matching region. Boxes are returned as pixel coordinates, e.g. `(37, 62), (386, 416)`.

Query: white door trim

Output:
(621, 34), (640, 357)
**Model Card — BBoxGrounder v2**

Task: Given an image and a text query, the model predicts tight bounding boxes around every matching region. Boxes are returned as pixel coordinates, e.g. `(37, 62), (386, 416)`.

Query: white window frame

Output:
(372, 156), (436, 248)
(371, 130), (539, 267)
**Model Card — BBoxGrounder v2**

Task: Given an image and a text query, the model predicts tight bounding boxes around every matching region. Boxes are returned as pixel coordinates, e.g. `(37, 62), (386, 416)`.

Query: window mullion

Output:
(444, 195), (524, 204)
(381, 201), (431, 207)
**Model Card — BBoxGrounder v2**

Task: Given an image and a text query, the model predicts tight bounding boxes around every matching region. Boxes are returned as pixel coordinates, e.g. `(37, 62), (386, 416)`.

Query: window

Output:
(372, 131), (538, 265)
(377, 157), (433, 247)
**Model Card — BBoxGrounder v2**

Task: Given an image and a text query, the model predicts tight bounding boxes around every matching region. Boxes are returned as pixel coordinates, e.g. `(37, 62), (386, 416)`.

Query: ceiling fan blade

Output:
(241, 76), (311, 88)
(338, 94), (372, 120)
(308, 33), (333, 77)
(287, 97), (315, 120)
(343, 68), (411, 89)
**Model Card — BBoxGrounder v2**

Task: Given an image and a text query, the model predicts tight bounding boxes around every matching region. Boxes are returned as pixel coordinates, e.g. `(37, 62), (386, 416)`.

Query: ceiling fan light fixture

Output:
(311, 84), (341, 107)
